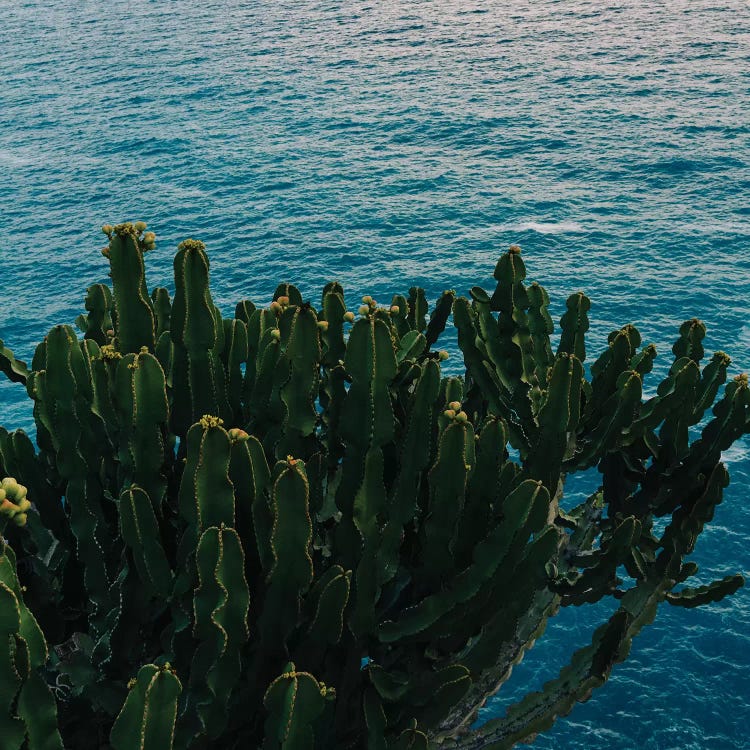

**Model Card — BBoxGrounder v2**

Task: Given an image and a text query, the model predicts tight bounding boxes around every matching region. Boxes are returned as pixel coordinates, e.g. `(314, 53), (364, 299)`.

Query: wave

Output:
(513, 220), (585, 234)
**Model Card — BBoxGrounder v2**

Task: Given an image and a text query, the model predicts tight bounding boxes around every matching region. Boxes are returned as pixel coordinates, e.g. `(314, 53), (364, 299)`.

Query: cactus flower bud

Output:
(456, 411), (468, 423)
(101, 224), (113, 234)
(448, 401), (461, 411)
(343, 311), (355, 323)
(142, 231), (156, 243)
(362, 295), (373, 305)
(438, 350), (449, 360)
(317, 320), (329, 331)
(270, 301), (282, 314)
(390, 305), (400, 314)
(13, 513), (27, 527)
(134, 221), (147, 232)
(358, 305), (370, 316)
(509, 244), (522, 254)
(101, 246), (110, 258)
(443, 409), (456, 419)
(271, 329), (281, 341)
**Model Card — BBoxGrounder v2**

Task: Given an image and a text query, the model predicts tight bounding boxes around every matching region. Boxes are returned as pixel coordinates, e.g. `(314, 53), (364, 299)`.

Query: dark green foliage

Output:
(0, 226), (747, 749)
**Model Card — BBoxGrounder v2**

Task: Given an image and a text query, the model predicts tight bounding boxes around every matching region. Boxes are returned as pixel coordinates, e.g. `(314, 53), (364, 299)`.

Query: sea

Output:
(0, 1), (748, 747)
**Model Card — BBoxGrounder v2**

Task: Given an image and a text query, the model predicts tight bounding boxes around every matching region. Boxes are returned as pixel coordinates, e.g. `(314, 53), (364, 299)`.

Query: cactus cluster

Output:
(0, 222), (747, 749)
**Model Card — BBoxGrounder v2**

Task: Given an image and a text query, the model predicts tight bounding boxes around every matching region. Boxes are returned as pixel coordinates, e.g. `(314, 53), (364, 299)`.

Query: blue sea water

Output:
(0, 0), (748, 746)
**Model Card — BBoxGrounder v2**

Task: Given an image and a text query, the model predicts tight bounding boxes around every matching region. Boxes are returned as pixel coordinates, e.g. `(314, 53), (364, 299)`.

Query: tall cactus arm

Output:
(274, 283), (304, 307)
(556, 292), (590, 362)
(408, 287), (429, 333)
(321, 283), (347, 366)
(692, 351), (731, 424)
(672, 318), (706, 363)
(379, 360), (441, 586)
(170, 239), (230, 436)
(525, 353), (583, 495)
(340, 316), (398, 451)
(222, 318), (249, 420)
(277, 304), (322, 459)
(151, 287), (172, 339)
(262, 663), (328, 750)
(0, 339), (29, 386)
(190, 524), (250, 737)
(229, 432), (274, 574)
(425, 290), (456, 349)
(104, 223), (156, 354)
(0, 540), (63, 750)
(110, 663), (182, 750)
(114, 350), (169, 515)
(420, 419), (475, 589)
(177, 417), (236, 564)
(78, 283), (114, 345)
(119, 486), (173, 599)
(489, 245), (527, 315)
(235, 299), (257, 324)
(583, 325), (641, 431)
(572, 370), (642, 470)
(258, 459), (314, 652)
(666, 574), (744, 608)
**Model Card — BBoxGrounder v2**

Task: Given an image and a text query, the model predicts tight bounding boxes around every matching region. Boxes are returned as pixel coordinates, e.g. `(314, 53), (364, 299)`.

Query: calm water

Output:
(1, 1), (748, 746)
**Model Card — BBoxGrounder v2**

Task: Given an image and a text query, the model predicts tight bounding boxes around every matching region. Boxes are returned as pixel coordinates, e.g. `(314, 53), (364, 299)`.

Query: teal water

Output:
(1, 1), (748, 746)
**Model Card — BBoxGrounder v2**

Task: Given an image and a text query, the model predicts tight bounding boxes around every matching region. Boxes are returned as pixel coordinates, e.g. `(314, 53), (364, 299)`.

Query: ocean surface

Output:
(1, 0), (748, 746)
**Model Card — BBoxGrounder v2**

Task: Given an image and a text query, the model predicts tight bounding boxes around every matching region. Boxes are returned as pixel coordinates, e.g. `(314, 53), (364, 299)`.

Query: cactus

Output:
(110, 664), (182, 750)
(0, 228), (745, 749)
(0, 338), (29, 385)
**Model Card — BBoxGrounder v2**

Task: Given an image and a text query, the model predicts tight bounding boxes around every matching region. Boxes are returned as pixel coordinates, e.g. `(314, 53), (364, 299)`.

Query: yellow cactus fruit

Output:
(343, 311), (355, 323)
(1, 477), (18, 492)
(228, 428), (250, 442)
